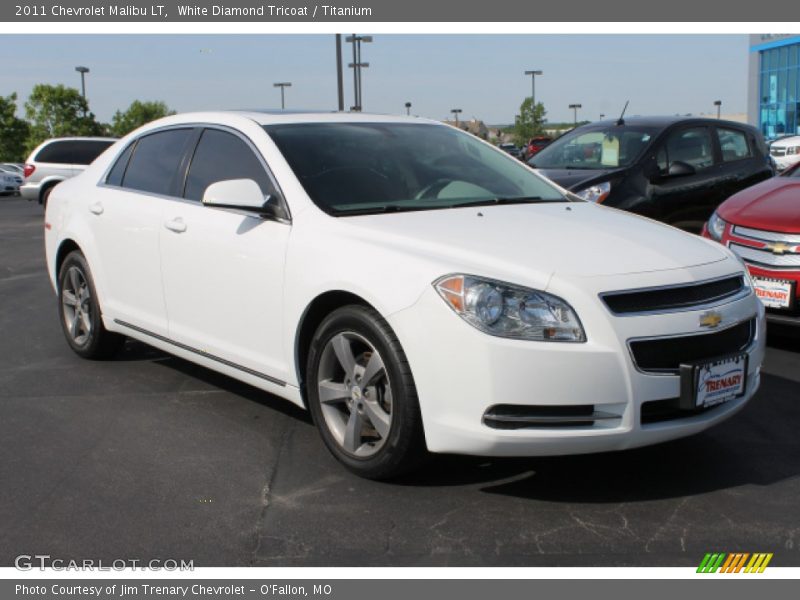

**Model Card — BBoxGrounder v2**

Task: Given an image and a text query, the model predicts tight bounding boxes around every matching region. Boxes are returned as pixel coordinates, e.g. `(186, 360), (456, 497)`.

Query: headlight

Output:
(575, 181), (611, 203)
(707, 212), (727, 241)
(434, 275), (586, 342)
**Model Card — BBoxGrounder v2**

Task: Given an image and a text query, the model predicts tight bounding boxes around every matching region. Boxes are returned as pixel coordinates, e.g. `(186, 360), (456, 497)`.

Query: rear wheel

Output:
(58, 251), (123, 359)
(306, 305), (426, 479)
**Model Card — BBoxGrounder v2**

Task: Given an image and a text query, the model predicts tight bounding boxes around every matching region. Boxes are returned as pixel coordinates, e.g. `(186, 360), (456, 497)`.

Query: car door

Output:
(714, 126), (771, 201)
(159, 126), (291, 383)
(91, 128), (195, 337)
(648, 125), (722, 231)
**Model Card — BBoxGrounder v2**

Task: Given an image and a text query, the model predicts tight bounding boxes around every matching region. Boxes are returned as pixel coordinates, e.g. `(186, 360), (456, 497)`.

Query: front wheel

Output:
(58, 251), (124, 359)
(306, 305), (427, 479)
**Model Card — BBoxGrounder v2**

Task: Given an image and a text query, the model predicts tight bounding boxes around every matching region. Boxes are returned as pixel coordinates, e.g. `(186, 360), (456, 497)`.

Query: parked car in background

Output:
(1, 163), (24, 176)
(529, 117), (773, 232)
(768, 135), (800, 172)
(703, 162), (800, 327)
(498, 142), (522, 159)
(0, 167), (23, 196)
(45, 111), (765, 479)
(524, 136), (553, 160)
(22, 137), (116, 207)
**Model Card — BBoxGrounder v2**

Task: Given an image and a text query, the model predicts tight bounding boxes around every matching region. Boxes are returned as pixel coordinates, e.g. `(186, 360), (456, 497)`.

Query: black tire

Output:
(57, 250), (124, 359)
(306, 305), (427, 479)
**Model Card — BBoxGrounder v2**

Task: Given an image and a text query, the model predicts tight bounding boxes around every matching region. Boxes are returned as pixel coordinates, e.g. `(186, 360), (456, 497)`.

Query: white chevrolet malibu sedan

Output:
(45, 111), (766, 479)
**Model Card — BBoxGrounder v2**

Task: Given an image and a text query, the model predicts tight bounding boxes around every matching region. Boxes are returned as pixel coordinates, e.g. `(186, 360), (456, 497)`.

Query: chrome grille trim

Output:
(732, 225), (800, 244)
(729, 242), (800, 268)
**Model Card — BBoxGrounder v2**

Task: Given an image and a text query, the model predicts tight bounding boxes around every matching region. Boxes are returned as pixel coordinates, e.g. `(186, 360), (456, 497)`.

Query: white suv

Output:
(44, 111), (765, 479)
(21, 137), (116, 207)
(769, 135), (800, 171)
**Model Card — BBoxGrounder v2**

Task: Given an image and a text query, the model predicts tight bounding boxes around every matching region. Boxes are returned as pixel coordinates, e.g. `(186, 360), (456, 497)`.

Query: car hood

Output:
(339, 202), (728, 279)
(534, 167), (624, 191)
(718, 178), (800, 232)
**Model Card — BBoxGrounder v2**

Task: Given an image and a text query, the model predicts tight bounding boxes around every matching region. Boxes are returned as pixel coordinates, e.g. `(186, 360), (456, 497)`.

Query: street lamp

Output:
(346, 34), (373, 111)
(451, 108), (463, 126)
(273, 82), (292, 110)
(524, 70), (543, 108)
(75, 66), (89, 99)
(569, 103), (582, 125)
(714, 100), (722, 119)
(600, 113), (606, 120)
(405, 101), (412, 116)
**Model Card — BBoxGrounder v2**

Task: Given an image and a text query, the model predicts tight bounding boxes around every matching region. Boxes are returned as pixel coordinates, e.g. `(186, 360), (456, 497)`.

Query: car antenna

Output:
(616, 101), (629, 126)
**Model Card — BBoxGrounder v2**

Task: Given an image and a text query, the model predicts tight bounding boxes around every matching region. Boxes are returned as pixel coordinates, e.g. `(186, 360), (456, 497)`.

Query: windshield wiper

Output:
(448, 196), (553, 208)
(329, 205), (403, 216)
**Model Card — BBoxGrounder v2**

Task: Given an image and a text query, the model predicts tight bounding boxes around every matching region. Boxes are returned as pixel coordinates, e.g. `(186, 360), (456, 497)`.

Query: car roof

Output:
(152, 110), (443, 127)
(585, 115), (756, 130)
(39, 136), (118, 144)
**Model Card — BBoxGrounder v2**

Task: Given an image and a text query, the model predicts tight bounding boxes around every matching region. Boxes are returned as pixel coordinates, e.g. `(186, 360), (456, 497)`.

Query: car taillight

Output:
(23, 164), (35, 178)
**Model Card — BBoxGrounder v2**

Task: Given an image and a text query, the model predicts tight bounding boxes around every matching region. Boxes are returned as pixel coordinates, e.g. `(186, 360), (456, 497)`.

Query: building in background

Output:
(748, 34), (800, 140)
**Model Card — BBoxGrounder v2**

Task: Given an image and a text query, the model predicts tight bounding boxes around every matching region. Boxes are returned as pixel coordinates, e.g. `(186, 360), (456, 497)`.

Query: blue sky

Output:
(1, 34), (750, 124)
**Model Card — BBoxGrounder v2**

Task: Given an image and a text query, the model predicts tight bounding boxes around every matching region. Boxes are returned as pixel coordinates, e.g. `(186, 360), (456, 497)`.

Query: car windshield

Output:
(530, 125), (660, 170)
(265, 122), (567, 215)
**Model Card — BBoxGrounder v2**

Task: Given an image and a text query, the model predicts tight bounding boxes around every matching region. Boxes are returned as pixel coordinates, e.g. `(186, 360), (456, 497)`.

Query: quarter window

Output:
(659, 127), (715, 172)
(183, 129), (274, 202)
(717, 128), (752, 162)
(34, 141), (76, 164)
(121, 129), (194, 196)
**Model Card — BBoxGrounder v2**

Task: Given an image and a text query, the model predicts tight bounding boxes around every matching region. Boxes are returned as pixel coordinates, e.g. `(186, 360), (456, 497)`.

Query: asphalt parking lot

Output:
(1, 196), (799, 567)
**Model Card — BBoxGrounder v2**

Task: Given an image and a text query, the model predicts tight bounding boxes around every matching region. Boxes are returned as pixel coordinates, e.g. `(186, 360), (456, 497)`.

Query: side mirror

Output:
(667, 160), (696, 177)
(202, 179), (286, 219)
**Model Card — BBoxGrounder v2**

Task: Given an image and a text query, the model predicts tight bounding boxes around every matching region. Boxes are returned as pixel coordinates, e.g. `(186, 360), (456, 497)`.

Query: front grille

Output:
(730, 242), (800, 269)
(641, 397), (728, 425)
(482, 404), (619, 429)
(629, 318), (755, 374)
(733, 226), (800, 244)
(771, 147), (786, 157)
(601, 276), (745, 315)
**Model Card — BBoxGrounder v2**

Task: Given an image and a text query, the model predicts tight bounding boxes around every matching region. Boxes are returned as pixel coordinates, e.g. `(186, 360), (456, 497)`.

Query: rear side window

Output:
(717, 128), (752, 162)
(72, 141), (114, 165)
(658, 127), (715, 172)
(183, 128), (275, 202)
(34, 141), (75, 164)
(105, 142), (135, 187)
(121, 129), (193, 196)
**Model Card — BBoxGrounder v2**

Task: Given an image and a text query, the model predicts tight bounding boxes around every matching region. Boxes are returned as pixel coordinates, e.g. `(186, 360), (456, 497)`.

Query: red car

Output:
(524, 136), (552, 160)
(702, 162), (800, 326)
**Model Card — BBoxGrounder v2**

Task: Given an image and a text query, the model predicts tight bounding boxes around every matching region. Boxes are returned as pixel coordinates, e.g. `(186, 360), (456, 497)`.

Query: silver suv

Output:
(22, 137), (116, 206)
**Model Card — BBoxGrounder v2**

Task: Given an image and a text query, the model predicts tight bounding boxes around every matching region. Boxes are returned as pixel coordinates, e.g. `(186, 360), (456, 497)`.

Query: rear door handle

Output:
(88, 202), (104, 215)
(164, 217), (187, 233)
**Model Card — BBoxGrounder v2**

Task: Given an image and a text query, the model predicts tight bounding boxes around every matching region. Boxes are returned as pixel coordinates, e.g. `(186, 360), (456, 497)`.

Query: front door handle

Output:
(88, 202), (104, 215)
(164, 218), (187, 233)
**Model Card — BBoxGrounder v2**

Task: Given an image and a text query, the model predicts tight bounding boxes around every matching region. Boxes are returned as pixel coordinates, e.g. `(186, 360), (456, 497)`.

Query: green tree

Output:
(0, 93), (30, 162)
(111, 100), (174, 137)
(24, 84), (104, 153)
(513, 97), (547, 147)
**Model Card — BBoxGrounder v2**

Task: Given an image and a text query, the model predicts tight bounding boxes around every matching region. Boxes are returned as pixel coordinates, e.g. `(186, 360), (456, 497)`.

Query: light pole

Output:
(273, 82), (292, 110)
(600, 113), (606, 120)
(335, 34), (344, 111)
(569, 103), (582, 125)
(714, 100), (722, 119)
(405, 102), (412, 116)
(524, 70), (543, 108)
(450, 108), (462, 126)
(75, 66), (89, 99)
(346, 34), (373, 111)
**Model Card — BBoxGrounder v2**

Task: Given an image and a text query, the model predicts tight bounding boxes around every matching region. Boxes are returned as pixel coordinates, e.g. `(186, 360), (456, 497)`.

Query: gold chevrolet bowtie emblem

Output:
(699, 311), (723, 328)
(764, 242), (792, 255)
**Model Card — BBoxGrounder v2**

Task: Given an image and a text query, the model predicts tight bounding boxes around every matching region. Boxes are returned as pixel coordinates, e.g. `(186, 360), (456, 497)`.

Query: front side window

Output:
(184, 129), (275, 202)
(530, 125), (658, 170)
(121, 129), (193, 196)
(659, 127), (715, 172)
(717, 128), (752, 162)
(266, 122), (566, 215)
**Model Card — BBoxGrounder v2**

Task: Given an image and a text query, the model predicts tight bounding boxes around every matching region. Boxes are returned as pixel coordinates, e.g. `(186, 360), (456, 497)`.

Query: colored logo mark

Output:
(697, 552), (773, 573)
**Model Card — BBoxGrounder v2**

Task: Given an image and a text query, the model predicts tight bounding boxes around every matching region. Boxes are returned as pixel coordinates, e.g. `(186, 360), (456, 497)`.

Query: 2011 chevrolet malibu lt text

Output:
(44, 111), (766, 479)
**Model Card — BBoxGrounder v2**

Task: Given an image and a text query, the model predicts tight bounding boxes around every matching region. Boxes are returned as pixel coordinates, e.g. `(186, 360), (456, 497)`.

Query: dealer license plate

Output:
(682, 353), (748, 409)
(753, 277), (794, 309)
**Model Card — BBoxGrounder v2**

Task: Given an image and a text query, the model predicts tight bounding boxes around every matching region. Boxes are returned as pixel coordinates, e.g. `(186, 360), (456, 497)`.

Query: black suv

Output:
(528, 116), (773, 232)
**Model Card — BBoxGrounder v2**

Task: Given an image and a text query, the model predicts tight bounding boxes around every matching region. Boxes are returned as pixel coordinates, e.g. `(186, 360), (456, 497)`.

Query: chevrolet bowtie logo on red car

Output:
(763, 241), (797, 255)
(699, 311), (723, 328)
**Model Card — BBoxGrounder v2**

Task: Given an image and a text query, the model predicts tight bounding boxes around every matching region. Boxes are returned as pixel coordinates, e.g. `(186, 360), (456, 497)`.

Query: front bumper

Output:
(388, 265), (765, 457)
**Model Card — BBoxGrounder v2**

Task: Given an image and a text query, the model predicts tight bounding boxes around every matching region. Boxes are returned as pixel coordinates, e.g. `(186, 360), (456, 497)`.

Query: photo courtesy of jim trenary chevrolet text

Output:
(1, 0), (799, 597)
